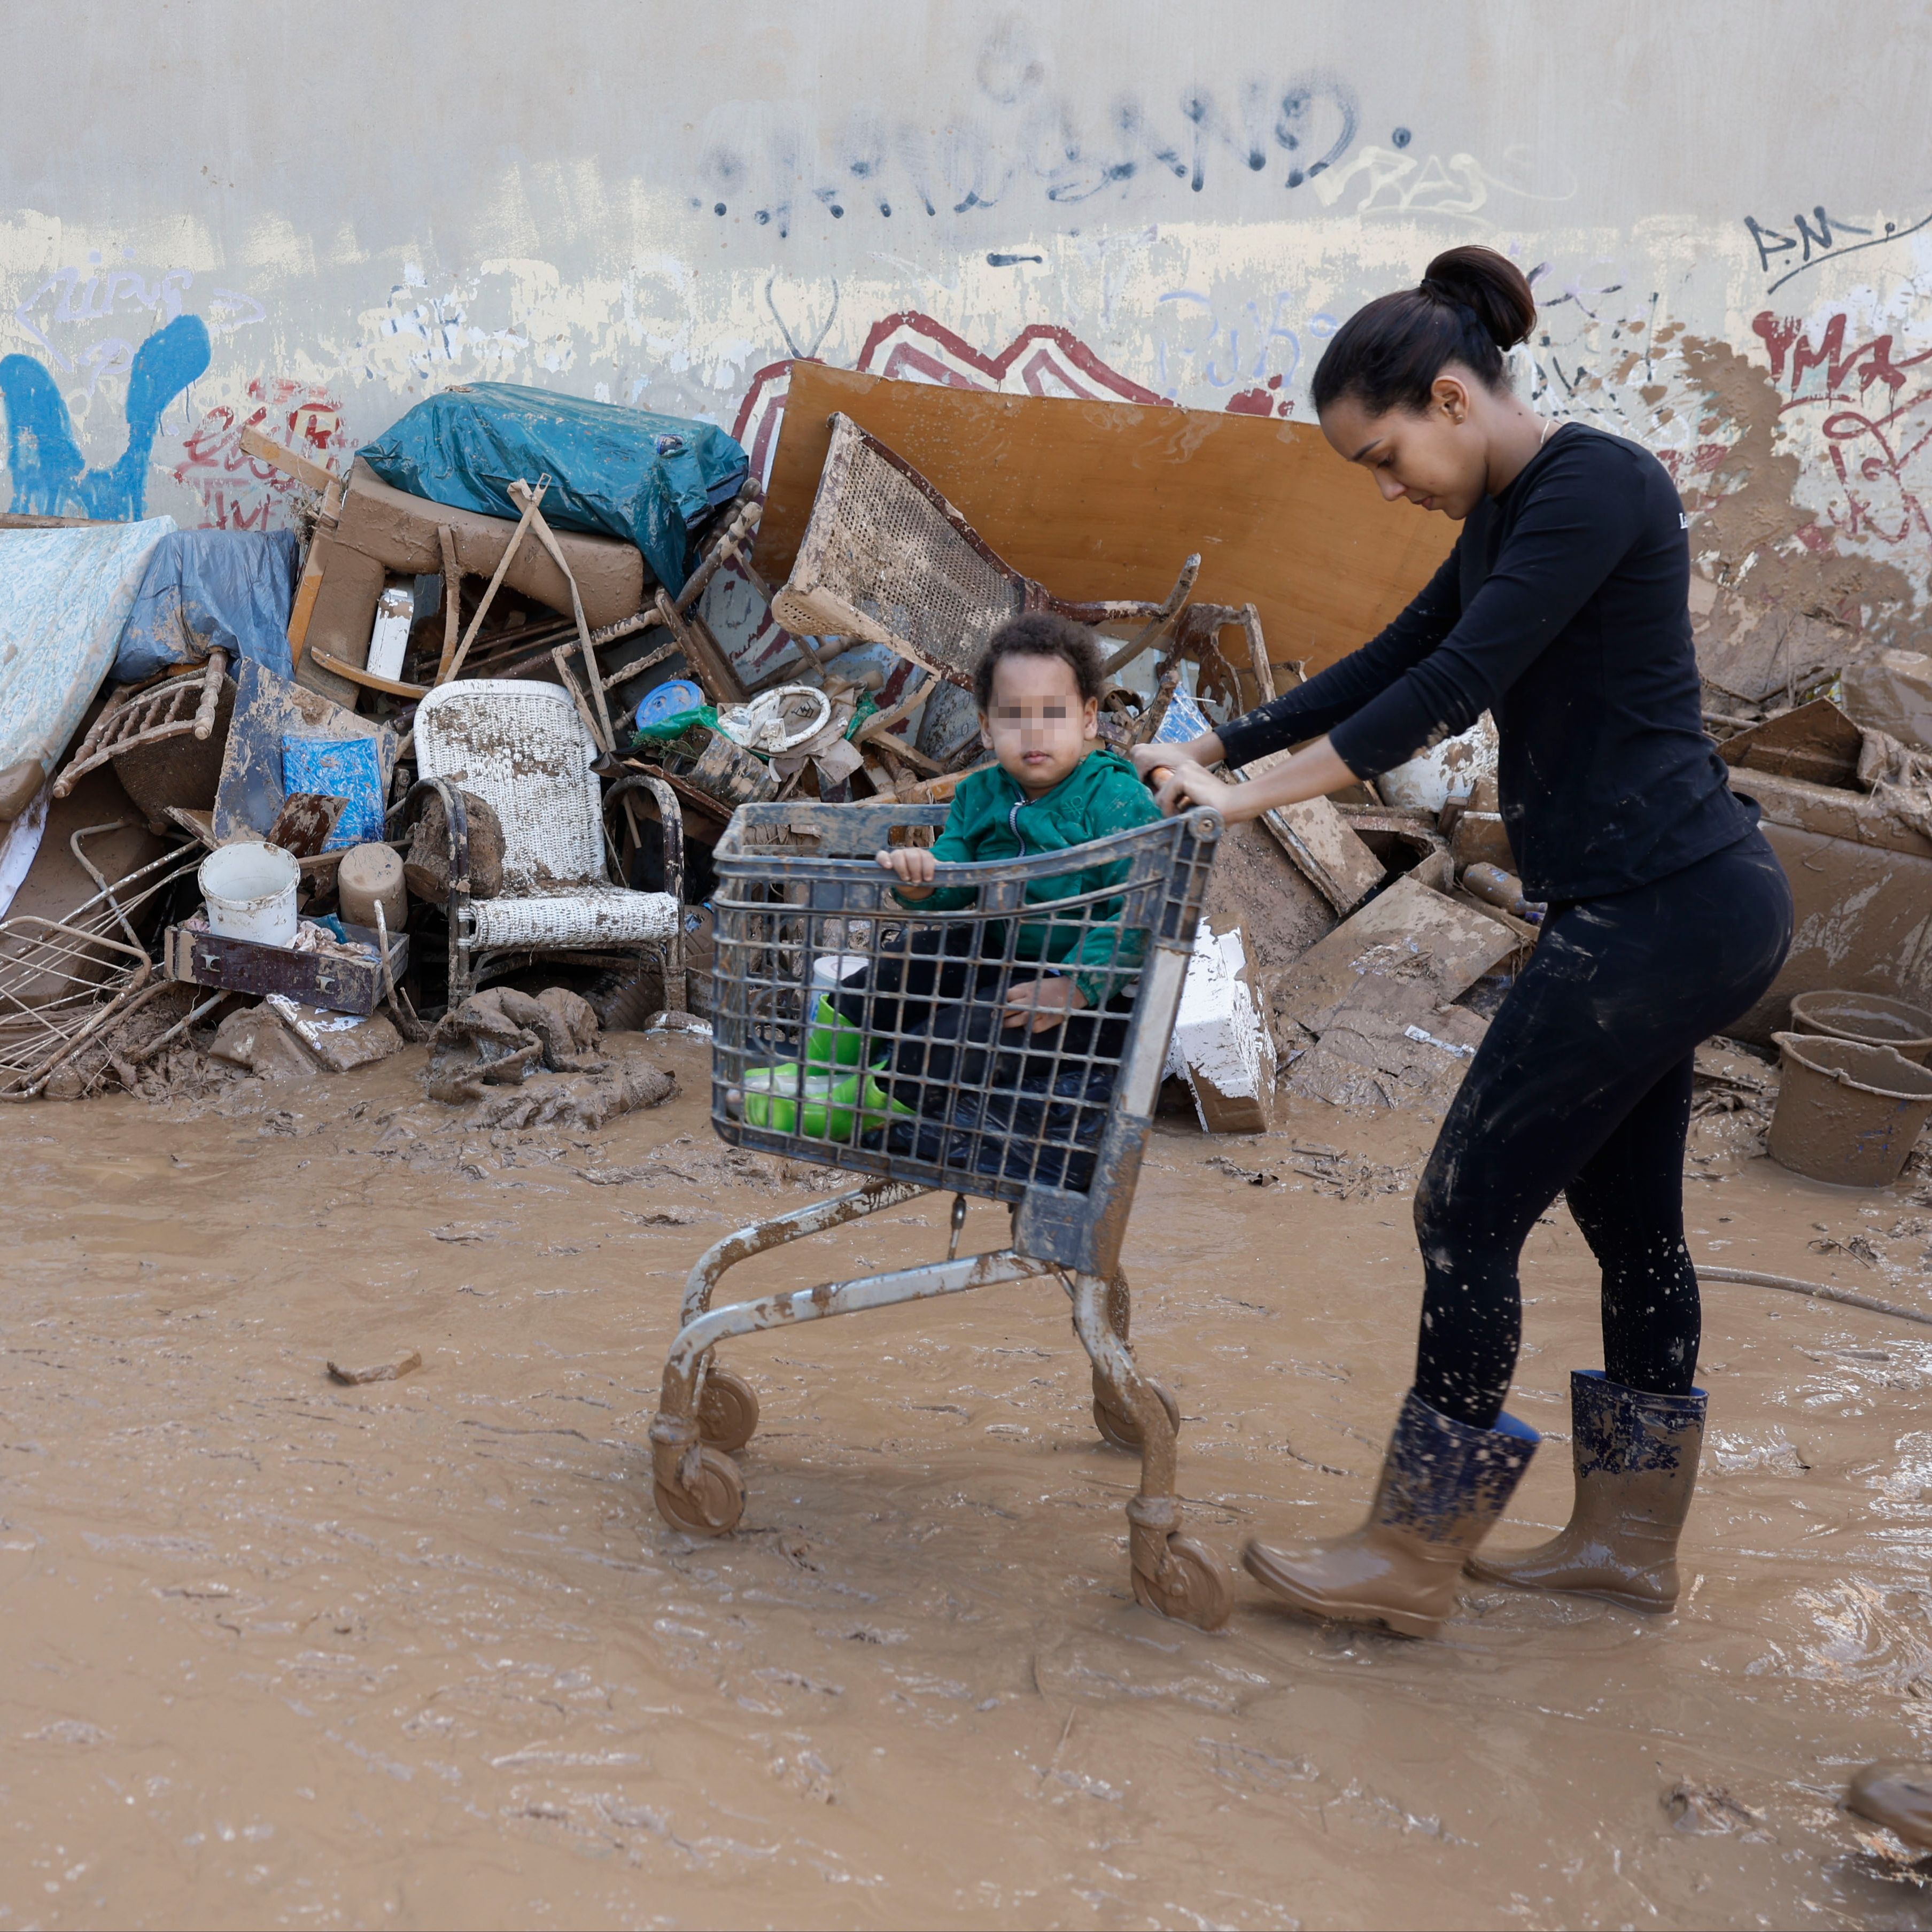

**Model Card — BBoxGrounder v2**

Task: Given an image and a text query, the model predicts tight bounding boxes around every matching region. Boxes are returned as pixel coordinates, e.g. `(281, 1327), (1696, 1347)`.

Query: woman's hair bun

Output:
(1419, 246), (1536, 353)
(1310, 244), (1537, 416)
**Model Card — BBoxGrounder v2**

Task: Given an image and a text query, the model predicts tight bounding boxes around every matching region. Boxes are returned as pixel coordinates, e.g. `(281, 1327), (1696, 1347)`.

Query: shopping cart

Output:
(646, 797), (1235, 1629)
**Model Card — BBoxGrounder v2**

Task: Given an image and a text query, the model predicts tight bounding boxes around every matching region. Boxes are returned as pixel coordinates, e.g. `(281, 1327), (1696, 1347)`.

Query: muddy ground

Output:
(5, 1030), (1932, 1929)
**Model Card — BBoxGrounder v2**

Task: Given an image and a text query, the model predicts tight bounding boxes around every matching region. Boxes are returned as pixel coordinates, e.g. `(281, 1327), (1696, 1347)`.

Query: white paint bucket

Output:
(199, 840), (300, 947)
(810, 953), (870, 990)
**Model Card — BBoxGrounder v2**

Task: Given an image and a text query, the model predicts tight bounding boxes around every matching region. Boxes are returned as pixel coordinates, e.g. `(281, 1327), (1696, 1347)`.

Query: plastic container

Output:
(336, 841), (406, 933)
(198, 841), (300, 947)
(1789, 989), (1932, 1064)
(1767, 1030), (1932, 1188)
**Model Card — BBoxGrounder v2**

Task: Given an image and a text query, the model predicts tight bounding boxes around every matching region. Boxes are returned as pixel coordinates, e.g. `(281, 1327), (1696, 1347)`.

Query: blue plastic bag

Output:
(282, 736), (385, 850)
(115, 528), (299, 682)
(356, 383), (748, 595)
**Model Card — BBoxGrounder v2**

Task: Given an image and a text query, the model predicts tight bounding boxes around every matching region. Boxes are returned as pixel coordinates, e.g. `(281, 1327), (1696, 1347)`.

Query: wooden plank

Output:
(286, 479), (342, 667)
(755, 363), (1455, 679)
(239, 425), (338, 495)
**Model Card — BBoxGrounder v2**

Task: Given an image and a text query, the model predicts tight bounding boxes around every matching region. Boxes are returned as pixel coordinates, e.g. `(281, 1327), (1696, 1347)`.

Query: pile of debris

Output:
(3, 358), (1928, 1163)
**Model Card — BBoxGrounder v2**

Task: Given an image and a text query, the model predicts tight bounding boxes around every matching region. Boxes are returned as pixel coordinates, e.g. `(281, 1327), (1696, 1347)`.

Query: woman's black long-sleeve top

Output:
(1215, 425), (1757, 903)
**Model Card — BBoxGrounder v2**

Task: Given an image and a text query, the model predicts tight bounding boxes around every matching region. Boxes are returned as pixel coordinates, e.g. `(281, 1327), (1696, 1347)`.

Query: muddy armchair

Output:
(400, 679), (683, 1011)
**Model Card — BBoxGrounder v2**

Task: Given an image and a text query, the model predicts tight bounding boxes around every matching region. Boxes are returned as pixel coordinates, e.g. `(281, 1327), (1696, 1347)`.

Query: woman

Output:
(1138, 246), (1793, 1640)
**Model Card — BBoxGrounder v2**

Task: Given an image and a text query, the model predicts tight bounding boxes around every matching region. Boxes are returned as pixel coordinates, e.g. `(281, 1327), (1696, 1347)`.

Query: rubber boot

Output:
(1465, 1370), (1705, 1612)
(1847, 1763), (1932, 1850)
(1242, 1389), (1539, 1639)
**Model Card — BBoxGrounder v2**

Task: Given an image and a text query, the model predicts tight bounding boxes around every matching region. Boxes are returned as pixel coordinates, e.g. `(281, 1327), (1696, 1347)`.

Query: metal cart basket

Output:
(647, 797), (1234, 1629)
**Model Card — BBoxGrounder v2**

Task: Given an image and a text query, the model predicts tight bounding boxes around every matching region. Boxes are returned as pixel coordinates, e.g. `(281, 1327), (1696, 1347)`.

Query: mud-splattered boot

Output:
(1242, 1389), (1539, 1640)
(1465, 1370), (1705, 1612)
(1847, 1763), (1932, 1849)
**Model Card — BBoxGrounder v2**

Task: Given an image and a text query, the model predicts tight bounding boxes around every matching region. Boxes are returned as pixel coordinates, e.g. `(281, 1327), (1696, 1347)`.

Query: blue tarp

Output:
(114, 528), (300, 683)
(356, 383), (748, 595)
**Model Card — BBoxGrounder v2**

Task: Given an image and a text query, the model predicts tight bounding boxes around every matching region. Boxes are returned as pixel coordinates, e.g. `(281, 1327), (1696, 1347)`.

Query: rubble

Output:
(1166, 922), (1276, 1132)
(1269, 871), (1521, 1050)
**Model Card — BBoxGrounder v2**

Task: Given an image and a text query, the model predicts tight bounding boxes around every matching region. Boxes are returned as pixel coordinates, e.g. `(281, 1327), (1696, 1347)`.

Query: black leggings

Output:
(1412, 834), (1793, 1427)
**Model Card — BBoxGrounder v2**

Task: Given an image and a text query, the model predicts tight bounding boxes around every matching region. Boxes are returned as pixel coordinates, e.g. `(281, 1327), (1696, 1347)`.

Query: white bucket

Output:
(199, 841), (300, 947)
(810, 953), (870, 990)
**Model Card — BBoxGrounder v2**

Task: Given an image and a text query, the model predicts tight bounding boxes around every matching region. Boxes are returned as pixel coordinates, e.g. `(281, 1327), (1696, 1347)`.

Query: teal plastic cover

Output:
(356, 383), (748, 594)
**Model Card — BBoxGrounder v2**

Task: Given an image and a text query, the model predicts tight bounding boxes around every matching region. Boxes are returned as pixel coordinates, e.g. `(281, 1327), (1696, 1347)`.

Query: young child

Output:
(873, 611), (1162, 1027)
(836, 613), (1162, 1174)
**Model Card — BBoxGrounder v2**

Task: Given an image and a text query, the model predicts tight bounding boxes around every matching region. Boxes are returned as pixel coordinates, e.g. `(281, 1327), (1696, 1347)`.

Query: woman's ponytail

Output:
(1311, 245), (1536, 417)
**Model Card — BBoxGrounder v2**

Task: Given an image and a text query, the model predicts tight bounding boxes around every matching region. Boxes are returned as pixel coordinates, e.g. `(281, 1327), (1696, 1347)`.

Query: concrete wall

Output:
(2, 0), (1928, 685)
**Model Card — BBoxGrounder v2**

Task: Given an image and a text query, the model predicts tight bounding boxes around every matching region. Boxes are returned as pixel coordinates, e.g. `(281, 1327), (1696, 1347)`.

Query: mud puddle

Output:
(4, 1031), (1932, 1927)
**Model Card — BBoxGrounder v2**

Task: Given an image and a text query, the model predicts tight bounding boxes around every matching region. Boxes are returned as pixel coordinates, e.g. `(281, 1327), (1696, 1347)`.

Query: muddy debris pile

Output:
(4, 373), (1932, 1197)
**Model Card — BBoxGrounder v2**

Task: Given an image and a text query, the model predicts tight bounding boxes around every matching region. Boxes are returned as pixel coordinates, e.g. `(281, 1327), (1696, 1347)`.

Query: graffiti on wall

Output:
(0, 257), (270, 522)
(1743, 204), (1932, 294)
(0, 313), (211, 519)
(1750, 308), (1932, 552)
(173, 378), (351, 530)
(688, 24), (1370, 237)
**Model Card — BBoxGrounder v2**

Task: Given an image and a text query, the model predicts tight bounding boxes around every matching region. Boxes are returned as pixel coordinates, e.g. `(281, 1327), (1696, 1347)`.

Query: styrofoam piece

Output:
(199, 840), (300, 946)
(1378, 712), (1499, 813)
(1165, 918), (1276, 1134)
(366, 585), (414, 683)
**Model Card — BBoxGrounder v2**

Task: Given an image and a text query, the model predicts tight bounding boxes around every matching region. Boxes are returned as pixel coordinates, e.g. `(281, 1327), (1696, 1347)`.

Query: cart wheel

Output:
(697, 1367), (760, 1454)
(1132, 1534), (1233, 1632)
(654, 1447), (746, 1537)
(1092, 1377), (1181, 1453)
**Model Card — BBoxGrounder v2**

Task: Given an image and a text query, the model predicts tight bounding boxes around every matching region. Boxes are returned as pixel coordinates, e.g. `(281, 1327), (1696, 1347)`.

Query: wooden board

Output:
(755, 363), (1456, 678)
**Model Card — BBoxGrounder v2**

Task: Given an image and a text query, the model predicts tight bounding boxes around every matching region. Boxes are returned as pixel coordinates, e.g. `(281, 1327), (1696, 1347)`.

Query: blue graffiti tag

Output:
(0, 313), (211, 519)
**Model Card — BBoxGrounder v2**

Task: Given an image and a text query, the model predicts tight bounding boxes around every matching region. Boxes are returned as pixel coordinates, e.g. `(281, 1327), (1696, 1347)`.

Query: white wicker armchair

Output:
(404, 678), (681, 1007)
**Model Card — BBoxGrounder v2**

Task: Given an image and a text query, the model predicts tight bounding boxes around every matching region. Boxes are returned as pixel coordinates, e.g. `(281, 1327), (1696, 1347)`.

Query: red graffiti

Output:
(1749, 309), (1932, 548)
(173, 378), (348, 530)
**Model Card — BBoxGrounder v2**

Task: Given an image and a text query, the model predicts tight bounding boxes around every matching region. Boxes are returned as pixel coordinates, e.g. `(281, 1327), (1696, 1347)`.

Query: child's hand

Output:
(875, 845), (937, 898)
(1002, 976), (1089, 1032)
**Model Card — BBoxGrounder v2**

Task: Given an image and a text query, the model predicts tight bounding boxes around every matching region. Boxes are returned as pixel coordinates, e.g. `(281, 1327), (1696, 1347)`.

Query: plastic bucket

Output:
(1789, 989), (1932, 1064)
(1768, 1030), (1932, 1188)
(199, 841), (300, 947)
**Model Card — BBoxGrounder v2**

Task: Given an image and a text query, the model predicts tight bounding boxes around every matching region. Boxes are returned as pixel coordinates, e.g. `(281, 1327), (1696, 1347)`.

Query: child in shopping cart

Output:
(839, 614), (1162, 1176)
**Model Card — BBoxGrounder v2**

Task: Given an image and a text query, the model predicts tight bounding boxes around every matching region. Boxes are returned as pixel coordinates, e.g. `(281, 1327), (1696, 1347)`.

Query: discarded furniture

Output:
(53, 650), (232, 829)
(164, 915), (408, 1019)
(404, 679), (682, 1007)
(0, 517), (176, 821)
(0, 837), (204, 1099)
(289, 458), (647, 710)
(771, 411), (1198, 691)
(756, 361), (1456, 685)
(647, 797), (1236, 1632)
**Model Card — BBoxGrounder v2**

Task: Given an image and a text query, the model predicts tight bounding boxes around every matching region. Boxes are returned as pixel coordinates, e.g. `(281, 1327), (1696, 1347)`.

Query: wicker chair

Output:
(402, 678), (682, 1007)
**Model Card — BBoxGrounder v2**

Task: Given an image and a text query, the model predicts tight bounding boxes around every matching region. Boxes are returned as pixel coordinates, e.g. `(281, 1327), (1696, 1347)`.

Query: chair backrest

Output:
(770, 412), (1031, 688)
(413, 680), (607, 892)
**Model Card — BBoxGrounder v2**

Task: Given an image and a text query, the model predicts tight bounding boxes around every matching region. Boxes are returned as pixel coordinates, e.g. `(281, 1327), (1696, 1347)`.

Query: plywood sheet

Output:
(755, 363), (1455, 677)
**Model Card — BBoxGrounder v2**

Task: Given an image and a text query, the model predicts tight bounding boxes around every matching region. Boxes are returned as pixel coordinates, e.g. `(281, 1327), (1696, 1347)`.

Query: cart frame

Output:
(647, 797), (1233, 1630)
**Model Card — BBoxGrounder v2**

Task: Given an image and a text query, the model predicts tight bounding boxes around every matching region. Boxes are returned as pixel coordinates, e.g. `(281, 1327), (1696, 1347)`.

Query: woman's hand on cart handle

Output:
(1152, 756), (1237, 819)
(1003, 975), (1089, 1033)
(1154, 736), (1360, 823)
(875, 844), (938, 899)
(1131, 734), (1222, 781)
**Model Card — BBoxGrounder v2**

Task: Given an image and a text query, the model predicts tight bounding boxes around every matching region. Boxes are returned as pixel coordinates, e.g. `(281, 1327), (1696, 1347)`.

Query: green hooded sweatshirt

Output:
(895, 747), (1163, 1006)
